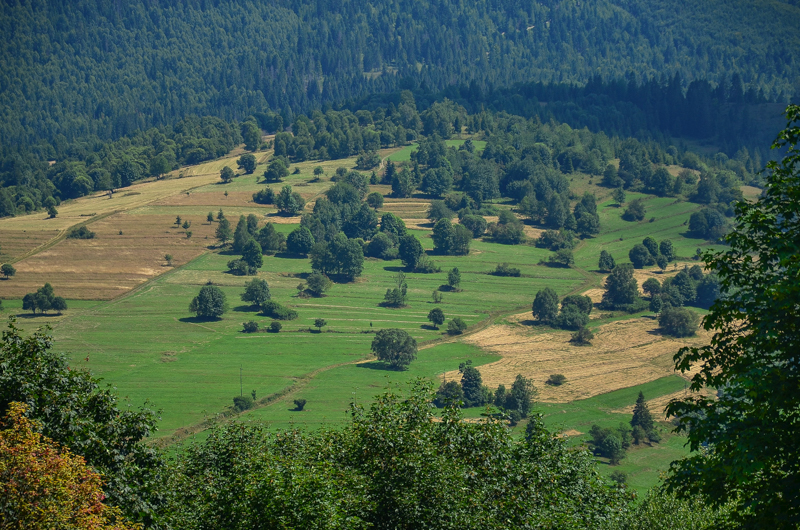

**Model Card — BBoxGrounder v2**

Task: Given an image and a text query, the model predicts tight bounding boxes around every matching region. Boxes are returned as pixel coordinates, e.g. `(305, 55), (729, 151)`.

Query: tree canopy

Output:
(665, 105), (800, 527)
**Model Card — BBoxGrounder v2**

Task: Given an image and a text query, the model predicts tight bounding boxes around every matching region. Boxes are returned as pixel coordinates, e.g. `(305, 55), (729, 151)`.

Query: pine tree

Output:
(630, 391), (655, 436)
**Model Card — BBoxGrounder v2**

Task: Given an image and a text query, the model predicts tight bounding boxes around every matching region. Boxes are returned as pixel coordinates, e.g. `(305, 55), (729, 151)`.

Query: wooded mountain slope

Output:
(2, 0), (799, 151)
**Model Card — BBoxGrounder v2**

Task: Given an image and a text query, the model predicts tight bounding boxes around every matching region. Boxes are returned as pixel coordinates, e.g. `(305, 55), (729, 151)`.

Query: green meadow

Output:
(0, 161), (726, 492)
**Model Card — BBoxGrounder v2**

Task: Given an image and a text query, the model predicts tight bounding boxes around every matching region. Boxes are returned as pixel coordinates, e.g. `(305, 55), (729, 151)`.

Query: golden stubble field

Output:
(444, 312), (711, 404)
(3, 213), (217, 300)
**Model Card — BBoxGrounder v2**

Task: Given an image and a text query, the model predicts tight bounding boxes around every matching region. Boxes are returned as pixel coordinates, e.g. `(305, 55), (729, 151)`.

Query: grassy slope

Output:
(0, 149), (727, 492)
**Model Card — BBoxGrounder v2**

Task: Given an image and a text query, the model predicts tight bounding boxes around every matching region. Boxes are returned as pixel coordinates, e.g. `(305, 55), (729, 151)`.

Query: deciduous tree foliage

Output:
(189, 285), (228, 319)
(166, 381), (631, 529)
(0, 403), (139, 530)
(371, 328), (417, 370)
(666, 105), (800, 528)
(0, 320), (163, 525)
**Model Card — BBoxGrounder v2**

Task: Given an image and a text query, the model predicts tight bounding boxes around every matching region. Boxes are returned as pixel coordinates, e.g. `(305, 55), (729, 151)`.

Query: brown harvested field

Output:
(381, 199), (432, 220)
(154, 191), (272, 209)
(447, 315), (711, 403)
(5, 213), (215, 300)
(0, 229), (62, 262)
(740, 185), (762, 201)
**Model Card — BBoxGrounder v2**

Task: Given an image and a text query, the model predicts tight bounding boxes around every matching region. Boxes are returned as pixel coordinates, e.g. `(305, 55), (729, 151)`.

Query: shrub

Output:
(233, 395), (254, 412)
(261, 301), (298, 320)
(269, 321), (282, 333)
(252, 188), (275, 204)
(658, 306), (699, 337)
(293, 399), (307, 411)
(546, 374), (567, 386)
(414, 255), (441, 273)
(447, 317), (467, 335)
(547, 249), (574, 268)
(570, 326), (594, 345)
(491, 263), (521, 277)
(622, 198), (646, 221)
(242, 321), (259, 333)
(67, 226), (95, 239)
(629, 244), (656, 268)
(610, 471), (628, 485)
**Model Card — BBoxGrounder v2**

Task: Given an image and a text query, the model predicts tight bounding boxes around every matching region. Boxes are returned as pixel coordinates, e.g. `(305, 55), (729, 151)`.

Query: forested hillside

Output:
(2, 0), (799, 153)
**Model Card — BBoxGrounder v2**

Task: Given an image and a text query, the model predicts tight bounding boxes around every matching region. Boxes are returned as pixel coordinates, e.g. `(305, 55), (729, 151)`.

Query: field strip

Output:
(8, 210), (121, 264)
(151, 356), (370, 447)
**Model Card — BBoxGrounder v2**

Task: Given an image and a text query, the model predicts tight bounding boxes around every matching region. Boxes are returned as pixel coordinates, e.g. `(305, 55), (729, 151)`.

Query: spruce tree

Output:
(630, 391), (655, 437)
(598, 250), (616, 272)
(232, 215), (250, 252)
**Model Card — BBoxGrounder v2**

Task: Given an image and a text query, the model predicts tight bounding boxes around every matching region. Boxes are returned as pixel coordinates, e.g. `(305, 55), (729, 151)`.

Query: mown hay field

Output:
(451, 312), (710, 403)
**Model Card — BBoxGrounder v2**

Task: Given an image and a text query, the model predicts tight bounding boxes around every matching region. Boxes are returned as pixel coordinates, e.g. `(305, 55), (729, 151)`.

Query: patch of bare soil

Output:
(448, 316), (710, 403)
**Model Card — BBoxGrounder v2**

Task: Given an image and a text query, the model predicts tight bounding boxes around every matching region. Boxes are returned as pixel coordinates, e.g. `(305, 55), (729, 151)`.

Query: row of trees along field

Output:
(1, 106), (799, 528)
(1, 0), (798, 152)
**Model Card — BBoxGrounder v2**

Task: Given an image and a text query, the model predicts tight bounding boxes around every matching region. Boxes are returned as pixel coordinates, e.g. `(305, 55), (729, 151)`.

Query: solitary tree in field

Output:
(305, 272), (332, 297)
(175, 215), (182, 225)
(612, 187), (626, 206)
(237, 153), (257, 174)
(1, 263), (15, 279)
(240, 278), (271, 310)
(220, 166), (235, 183)
(427, 308), (445, 329)
(630, 391), (655, 441)
(398, 235), (424, 270)
(207, 211), (214, 223)
(314, 318), (327, 332)
(189, 285), (228, 319)
(371, 328), (417, 370)
(447, 267), (461, 291)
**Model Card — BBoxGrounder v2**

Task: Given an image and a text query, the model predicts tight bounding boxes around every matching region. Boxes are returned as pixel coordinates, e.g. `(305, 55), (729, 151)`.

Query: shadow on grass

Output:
(14, 313), (59, 319)
(274, 252), (308, 260)
(382, 266), (406, 273)
(420, 324), (440, 331)
(178, 316), (223, 324)
(356, 360), (404, 371)
(232, 304), (259, 313)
